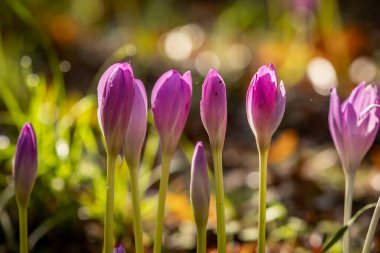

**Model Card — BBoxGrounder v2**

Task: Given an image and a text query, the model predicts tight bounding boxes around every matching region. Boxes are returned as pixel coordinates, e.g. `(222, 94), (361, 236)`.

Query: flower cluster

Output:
(12, 60), (380, 253)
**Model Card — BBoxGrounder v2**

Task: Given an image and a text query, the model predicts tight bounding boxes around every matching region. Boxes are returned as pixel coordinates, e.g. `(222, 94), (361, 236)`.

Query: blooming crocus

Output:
(113, 245), (126, 253)
(151, 70), (192, 156)
(190, 142), (210, 228)
(123, 79), (148, 167)
(246, 63), (285, 253)
(201, 69), (227, 150)
(152, 70), (192, 253)
(329, 83), (380, 253)
(98, 62), (135, 156)
(122, 79), (147, 253)
(329, 83), (380, 174)
(14, 123), (37, 207)
(246, 63), (286, 149)
(98, 62), (135, 253)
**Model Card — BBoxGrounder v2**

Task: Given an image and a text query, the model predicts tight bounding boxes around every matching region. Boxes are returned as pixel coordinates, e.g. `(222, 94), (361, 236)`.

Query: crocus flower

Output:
(98, 62), (135, 156)
(246, 63), (286, 148)
(13, 123), (37, 207)
(201, 69), (227, 150)
(190, 142), (210, 228)
(329, 83), (380, 173)
(113, 245), (126, 253)
(123, 79), (148, 167)
(151, 70), (192, 156)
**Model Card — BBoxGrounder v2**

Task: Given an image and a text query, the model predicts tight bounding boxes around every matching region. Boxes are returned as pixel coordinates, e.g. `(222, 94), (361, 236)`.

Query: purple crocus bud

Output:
(98, 63), (135, 156)
(13, 123), (37, 207)
(151, 70), (192, 156)
(190, 142), (210, 227)
(200, 69), (227, 150)
(123, 79), (148, 167)
(329, 83), (380, 173)
(246, 63), (286, 148)
(113, 245), (126, 253)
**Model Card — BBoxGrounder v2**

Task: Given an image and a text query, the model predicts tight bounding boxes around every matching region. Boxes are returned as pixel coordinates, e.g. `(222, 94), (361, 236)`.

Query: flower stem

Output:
(343, 172), (355, 253)
(104, 154), (116, 253)
(211, 148), (226, 253)
(129, 164), (144, 253)
(18, 204), (28, 253)
(196, 225), (207, 253)
(153, 153), (172, 253)
(362, 197), (380, 253)
(257, 147), (269, 253)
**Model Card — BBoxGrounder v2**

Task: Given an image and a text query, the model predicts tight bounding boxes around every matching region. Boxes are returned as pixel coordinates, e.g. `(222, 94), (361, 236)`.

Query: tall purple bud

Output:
(329, 83), (380, 174)
(151, 70), (192, 156)
(201, 69), (227, 150)
(98, 63), (135, 156)
(190, 142), (210, 228)
(123, 79), (148, 167)
(246, 63), (286, 149)
(13, 123), (37, 207)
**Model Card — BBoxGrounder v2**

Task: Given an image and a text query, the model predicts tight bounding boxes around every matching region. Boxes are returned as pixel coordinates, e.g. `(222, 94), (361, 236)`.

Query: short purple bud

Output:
(151, 70), (192, 156)
(113, 245), (126, 253)
(329, 83), (380, 173)
(246, 63), (286, 148)
(201, 69), (227, 150)
(123, 79), (148, 167)
(97, 62), (135, 156)
(190, 142), (210, 228)
(13, 123), (37, 207)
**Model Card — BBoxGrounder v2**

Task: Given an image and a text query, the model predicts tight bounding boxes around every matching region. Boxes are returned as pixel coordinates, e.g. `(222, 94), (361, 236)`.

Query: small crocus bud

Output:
(13, 123), (37, 207)
(200, 69), (227, 150)
(329, 83), (380, 173)
(123, 79), (148, 167)
(113, 245), (126, 253)
(190, 142), (210, 228)
(98, 63), (135, 156)
(246, 63), (286, 149)
(151, 70), (192, 156)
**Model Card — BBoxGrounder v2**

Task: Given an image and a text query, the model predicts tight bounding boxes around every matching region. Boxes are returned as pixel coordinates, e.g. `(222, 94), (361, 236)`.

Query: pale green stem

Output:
(257, 147), (269, 253)
(362, 197), (380, 253)
(196, 225), (207, 253)
(129, 164), (144, 253)
(153, 153), (172, 253)
(18, 204), (28, 253)
(211, 148), (226, 253)
(343, 172), (355, 253)
(104, 155), (116, 253)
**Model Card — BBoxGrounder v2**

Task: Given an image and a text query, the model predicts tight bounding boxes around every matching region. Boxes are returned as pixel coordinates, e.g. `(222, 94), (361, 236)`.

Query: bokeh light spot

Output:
(307, 57), (337, 96)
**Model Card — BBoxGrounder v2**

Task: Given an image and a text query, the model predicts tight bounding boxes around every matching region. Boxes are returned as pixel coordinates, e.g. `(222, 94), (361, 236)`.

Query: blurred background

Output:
(1, 0), (380, 252)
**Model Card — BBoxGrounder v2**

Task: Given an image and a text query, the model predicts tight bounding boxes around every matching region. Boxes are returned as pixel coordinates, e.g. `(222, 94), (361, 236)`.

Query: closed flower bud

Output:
(190, 142), (210, 228)
(98, 63), (135, 155)
(246, 63), (286, 148)
(13, 123), (37, 207)
(329, 83), (380, 173)
(113, 245), (126, 253)
(123, 79), (148, 167)
(201, 69), (227, 150)
(151, 70), (192, 156)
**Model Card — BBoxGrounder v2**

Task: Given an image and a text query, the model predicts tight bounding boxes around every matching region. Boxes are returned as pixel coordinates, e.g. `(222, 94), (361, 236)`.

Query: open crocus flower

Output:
(151, 70), (192, 156)
(14, 123), (37, 207)
(329, 82), (380, 173)
(201, 68), (227, 150)
(98, 62), (135, 156)
(246, 63), (286, 148)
